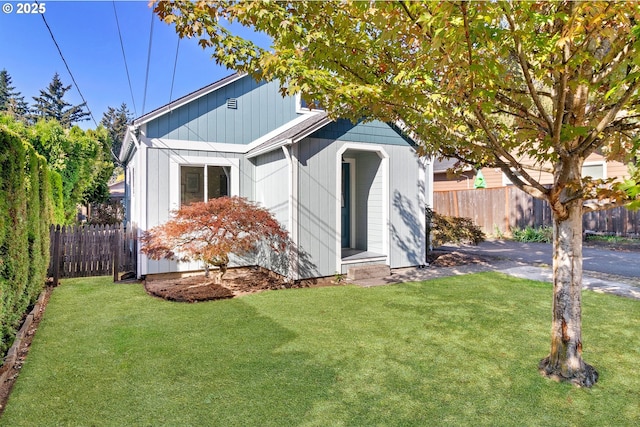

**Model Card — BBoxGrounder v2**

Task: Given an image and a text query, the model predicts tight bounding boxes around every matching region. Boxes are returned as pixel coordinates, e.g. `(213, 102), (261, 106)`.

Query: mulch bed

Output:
(146, 251), (491, 303)
(144, 266), (336, 303)
(427, 249), (492, 267)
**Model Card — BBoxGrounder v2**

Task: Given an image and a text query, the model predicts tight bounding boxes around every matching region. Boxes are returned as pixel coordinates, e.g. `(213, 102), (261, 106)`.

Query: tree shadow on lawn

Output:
(0, 293), (337, 426)
(136, 300), (337, 426)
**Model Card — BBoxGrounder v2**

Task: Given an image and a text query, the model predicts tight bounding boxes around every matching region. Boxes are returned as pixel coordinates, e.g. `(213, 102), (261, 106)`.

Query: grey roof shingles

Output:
(247, 111), (331, 157)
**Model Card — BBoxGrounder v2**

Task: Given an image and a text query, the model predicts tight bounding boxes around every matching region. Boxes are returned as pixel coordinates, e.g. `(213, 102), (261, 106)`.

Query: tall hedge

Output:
(49, 169), (64, 225)
(0, 126), (52, 355)
(25, 145), (52, 309)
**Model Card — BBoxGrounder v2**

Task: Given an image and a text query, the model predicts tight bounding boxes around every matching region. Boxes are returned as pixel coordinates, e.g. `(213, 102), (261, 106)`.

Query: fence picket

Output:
(434, 187), (639, 237)
(47, 223), (137, 281)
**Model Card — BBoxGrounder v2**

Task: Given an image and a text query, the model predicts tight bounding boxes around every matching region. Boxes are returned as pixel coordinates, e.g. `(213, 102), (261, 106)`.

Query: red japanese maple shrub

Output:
(141, 196), (288, 283)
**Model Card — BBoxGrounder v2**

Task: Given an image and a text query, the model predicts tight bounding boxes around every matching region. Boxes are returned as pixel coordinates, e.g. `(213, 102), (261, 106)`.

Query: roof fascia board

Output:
(291, 116), (333, 144)
(133, 73), (246, 126)
(146, 137), (251, 154)
(249, 112), (320, 147)
(245, 116), (333, 159)
(119, 125), (140, 165)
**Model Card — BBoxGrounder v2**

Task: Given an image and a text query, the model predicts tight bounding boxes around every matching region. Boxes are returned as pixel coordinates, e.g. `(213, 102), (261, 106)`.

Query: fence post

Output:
(51, 224), (61, 286)
(113, 226), (120, 282)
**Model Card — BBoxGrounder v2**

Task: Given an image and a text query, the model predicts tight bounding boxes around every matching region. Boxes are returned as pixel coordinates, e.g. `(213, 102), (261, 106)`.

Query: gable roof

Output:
(120, 72), (421, 162)
(133, 72), (246, 127)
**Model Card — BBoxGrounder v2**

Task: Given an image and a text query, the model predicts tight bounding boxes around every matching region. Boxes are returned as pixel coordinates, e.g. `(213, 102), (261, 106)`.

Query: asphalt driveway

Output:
(440, 239), (640, 281)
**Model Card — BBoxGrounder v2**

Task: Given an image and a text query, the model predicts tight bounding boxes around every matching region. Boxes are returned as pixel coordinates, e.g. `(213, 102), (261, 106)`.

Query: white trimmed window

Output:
(296, 93), (325, 112)
(502, 169), (524, 186)
(582, 162), (606, 180)
(180, 165), (230, 206)
(169, 156), (240, 210)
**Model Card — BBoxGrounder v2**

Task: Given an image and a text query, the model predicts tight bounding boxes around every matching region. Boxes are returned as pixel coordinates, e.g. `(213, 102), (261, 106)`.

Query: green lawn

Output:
(1, 273), (638, 426)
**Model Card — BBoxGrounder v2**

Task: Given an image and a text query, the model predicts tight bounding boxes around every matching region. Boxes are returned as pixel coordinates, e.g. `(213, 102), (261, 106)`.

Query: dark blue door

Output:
(341, 162), (350, 248)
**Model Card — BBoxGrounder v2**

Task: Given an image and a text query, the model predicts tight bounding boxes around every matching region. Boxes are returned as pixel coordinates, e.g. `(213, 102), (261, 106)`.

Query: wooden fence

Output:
(434, 187), (640, 237)
(48, 223), (137, 283)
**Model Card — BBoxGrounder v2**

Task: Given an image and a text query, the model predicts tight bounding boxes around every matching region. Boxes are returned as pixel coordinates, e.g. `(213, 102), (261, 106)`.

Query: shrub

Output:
(426, 207), (486, 248)
(511, 226), (553, 243)
(0, 127), (29, 354)
(87, 199), (125, 225)
(141, 197), (289, 283)
(0, 125), (52, 355)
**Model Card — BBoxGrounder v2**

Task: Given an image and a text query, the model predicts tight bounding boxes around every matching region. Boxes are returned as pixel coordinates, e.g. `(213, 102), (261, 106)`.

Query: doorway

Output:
(341, 162), (351, 248)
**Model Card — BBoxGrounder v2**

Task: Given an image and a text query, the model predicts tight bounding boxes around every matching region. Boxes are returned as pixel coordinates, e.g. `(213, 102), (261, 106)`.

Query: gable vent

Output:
(226, 98), (237, 109)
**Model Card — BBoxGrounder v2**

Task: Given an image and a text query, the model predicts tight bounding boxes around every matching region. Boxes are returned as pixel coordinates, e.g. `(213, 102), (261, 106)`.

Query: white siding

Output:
(297, 138), (338, 277)
(254, 150), (289, 229)
(143, 147), (251, 275)
(352, 151), (385, 254)
(388, 145), (426, 267)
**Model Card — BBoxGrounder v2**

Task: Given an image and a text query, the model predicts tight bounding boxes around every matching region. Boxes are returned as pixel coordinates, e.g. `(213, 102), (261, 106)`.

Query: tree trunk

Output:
(215, 263), (227, 285)
(538, 200), (598, 387)
(212, 255), (229, 284)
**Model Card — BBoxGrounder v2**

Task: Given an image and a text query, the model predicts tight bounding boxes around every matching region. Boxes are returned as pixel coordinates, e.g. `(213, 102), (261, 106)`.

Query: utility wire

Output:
(112, 0), (138, 118)
(37, 1), (98, 127)
(168, 38), (181, 111)
(141, 8), (155, 115)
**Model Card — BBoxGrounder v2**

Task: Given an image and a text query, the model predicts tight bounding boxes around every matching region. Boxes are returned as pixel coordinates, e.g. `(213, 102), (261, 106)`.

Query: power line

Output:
(37, 1), (98, 127)
(169, 38), (181, 110)
(141, 8), (155, 115)
(112, 0), (138, 118)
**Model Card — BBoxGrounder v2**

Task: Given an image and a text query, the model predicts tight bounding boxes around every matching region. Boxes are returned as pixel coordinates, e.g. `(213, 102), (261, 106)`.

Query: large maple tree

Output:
(154, 1), (640, 387)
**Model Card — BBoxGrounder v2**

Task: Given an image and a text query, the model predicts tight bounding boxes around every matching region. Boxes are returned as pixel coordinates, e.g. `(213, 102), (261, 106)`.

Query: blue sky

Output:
(0, 1), (269, 128)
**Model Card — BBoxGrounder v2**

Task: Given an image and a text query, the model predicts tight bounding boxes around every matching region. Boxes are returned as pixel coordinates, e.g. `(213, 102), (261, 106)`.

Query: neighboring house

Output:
(108, 180), (125, 203)
(433, 154), (629, 192)
(119, 73), (430, 280)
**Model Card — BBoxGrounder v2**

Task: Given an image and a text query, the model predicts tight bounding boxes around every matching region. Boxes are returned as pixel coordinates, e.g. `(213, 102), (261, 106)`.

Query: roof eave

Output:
(246, 115), (333, 159)
(132, 72), (246, 127)
(119, 125), (138, 165)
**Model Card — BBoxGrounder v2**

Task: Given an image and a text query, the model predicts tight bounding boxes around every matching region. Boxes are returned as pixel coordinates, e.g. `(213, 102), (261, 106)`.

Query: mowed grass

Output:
(1, 273), (639, 426)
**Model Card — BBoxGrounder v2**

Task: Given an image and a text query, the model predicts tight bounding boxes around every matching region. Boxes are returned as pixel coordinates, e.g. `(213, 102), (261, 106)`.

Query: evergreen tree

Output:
(100, 102), (132, 161)
(0, 69), (29, 121)
(30, 73), (90, 128)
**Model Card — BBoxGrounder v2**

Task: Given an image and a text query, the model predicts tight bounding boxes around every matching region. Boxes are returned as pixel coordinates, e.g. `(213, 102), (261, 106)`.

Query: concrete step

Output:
(347, 264), (391, 280)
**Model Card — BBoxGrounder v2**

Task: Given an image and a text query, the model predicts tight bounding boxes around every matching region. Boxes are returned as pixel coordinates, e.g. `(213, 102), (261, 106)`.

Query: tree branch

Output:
(552, 42), (570, 150)
(398, 0), (424, 33)
(472, 106), (550, 196)
(494, 92), (548, 132)
(575, 76), (640, 156)
(495, 157), (549, 199)
(460, 2), (475, 90)
(583, 198), (631, 213)
(501, 4), (554, 134)
(496, 86), (553, 99)
(591, 38), (636, 84)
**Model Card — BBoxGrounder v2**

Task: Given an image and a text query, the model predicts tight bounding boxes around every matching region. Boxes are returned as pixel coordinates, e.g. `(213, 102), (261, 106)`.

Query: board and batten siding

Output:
(145, 77), (299, 144)
(254, 149), (289, 229)
(144, 147), (255, 275)
(351, 151), (385, 254)
(314, 119), (424, 271)
(311, 118), (414, 146)
(137, 103), (426, 278)
(297, 137), (339, 278)
(387, 145), (426, 267)
(297, 131), (425, 276)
